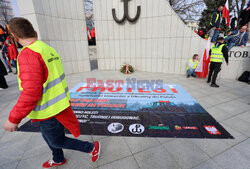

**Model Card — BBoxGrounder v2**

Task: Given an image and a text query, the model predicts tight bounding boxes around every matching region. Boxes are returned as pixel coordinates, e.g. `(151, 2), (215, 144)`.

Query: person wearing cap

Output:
(207, 37), (229, 88)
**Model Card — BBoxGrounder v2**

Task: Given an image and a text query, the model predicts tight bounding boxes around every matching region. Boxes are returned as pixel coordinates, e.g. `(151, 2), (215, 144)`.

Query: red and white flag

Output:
(195, 39), (211, 78)
(222, 0), (230, 27)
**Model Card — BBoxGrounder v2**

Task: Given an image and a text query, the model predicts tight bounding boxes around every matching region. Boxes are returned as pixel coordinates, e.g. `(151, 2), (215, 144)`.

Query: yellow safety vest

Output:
(186, 59), (198, 71)
(210, 13), (219, 26)
(210, 44), (225, 63)
(17, 40), (70, 119)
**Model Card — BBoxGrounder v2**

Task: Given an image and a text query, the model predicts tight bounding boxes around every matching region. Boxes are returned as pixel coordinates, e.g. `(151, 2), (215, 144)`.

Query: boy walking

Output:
(4, 17), (100, 168)
(207, 37), (229, 88)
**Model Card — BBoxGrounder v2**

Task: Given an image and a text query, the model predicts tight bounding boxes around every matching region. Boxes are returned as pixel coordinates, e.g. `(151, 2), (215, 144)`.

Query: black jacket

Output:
(0, 59), (7, 76)
(211, 10), (222, 28)
(209, 42), (229, 64)
(239, 8), (250, 26)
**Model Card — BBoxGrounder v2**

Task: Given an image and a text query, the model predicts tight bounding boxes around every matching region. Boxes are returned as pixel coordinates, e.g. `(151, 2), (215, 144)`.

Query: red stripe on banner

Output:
(171, 88), (178, 93)
(222, 1), (230, 27)
(159, 101), (170, 103)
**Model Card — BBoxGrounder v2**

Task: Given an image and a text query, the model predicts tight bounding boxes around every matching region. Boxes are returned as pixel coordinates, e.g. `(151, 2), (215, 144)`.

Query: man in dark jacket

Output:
(207, 37), (229, 88)
(210, 5), (224, 43)
(239, 2), (250, 27)
(225, 25), (249, 51)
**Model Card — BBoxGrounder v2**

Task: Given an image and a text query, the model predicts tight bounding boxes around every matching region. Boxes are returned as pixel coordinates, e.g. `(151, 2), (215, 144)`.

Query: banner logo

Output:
(129, 124), (144, 134)
(149, 124), (169, 130)
(204, 126), (221, 135)
(112, 0), (141, 24)
(108, 123), (124, 133)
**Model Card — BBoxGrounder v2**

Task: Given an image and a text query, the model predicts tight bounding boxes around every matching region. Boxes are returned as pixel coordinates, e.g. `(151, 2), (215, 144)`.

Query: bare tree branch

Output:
(169, 0), (205, 23)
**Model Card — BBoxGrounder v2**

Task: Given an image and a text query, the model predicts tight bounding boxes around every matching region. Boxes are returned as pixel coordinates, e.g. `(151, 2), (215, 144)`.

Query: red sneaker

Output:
(89, 141), (101, 162)
(42, 159), (67, 168)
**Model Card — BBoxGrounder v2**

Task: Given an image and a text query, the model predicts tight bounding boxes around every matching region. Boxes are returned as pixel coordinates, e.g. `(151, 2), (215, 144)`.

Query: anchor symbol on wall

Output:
(112, 0), (141, 24)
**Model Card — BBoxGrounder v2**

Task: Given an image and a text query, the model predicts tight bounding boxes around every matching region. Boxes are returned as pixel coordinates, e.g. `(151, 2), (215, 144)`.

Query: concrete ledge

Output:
(220, 46), (250, 80)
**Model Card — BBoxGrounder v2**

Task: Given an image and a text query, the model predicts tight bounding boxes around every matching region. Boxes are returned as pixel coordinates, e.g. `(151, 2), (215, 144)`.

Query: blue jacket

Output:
(230, 29), (249, 46)
(210, 10), (222, 28)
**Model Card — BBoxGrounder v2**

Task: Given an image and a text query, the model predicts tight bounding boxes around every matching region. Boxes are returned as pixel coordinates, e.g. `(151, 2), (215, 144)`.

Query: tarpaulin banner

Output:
(19, 81), (233, 139)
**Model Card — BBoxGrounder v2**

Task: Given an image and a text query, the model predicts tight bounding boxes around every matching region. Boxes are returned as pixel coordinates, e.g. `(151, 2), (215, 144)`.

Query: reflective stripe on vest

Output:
(210, 13), (219, 26)
(34, 87), (69, 111)
(210, 44), (225, 63)
(17, 40), (70, 119)
(186, 59), (198, 71)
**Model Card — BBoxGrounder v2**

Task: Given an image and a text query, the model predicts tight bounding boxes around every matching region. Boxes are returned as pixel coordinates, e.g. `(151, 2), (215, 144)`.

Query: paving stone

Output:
(156, 137), (176, 144)
(124, 137), (161, 154)
(98, 156), (139, 169)
(0, 132), (32, 165)
(215, 100), (250, 116)
(191, 139), (231, 157)
(192, 159), (223, 169)
(59, 150), (97, 169)
(223, 117), (250, 137)
(16, 152), (54, 169)
(0, 161), (19, 169)
(95, 137), (132, 166)
(220, 123), (248, 147)
(236, 110), (250, 123)
(162, 139), (210, 169)
(212, 147), (250, 169)
(206, 107), (234, 122)
(234, 138), (250, 159)
(134, 145), (180, 169)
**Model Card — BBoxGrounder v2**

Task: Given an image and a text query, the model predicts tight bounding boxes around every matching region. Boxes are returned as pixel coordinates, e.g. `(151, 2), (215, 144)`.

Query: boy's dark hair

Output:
(217, 37), (224, 41)
(193, 54), (198, 59)
(218, 4), (224, 8)
(9, 17), (36, 38)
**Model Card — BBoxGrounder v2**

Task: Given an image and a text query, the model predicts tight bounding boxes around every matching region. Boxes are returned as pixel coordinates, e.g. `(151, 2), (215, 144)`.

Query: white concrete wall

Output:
(93, 0), (207, 74)
(220, 46), (250, 80)
(17, 0), (90, 75)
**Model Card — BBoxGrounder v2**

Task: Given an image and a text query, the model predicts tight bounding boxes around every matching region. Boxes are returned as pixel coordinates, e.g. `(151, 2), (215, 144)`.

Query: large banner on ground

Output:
(19, 79), (233, 139)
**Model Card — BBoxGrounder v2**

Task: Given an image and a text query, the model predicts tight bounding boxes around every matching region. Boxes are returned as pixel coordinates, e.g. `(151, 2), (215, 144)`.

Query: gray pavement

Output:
(0, 71), (250, 169)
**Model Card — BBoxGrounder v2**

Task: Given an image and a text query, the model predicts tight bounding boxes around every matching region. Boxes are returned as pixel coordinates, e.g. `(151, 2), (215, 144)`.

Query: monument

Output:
(17, 0), (250, 78)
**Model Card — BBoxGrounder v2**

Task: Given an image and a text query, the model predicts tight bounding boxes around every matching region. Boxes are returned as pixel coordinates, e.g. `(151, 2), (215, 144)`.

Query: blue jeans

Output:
(11, 60), (16, 69)
(1, 52), (11, 72)
(211, 29), (219, 43)
(187, 68), (197, 77)
(40, 118), (94, 163)
(227, 42), (235, 51)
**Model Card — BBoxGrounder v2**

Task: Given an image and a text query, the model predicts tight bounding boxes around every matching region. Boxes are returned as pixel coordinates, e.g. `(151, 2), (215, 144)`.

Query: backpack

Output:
(238, 71), (250, 83)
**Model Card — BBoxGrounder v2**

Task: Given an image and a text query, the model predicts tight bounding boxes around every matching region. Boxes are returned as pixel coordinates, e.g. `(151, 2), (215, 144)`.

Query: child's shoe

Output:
(42, 159), (66, 168)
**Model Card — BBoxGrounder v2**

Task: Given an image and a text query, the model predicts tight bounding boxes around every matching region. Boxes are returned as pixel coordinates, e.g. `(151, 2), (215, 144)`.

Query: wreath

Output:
(120, 64), (135, 74)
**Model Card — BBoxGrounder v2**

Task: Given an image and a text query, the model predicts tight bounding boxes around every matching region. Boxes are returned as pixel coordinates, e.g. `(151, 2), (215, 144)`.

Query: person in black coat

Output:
(0, 58), (8, 89)
(239, 2), (250, 27)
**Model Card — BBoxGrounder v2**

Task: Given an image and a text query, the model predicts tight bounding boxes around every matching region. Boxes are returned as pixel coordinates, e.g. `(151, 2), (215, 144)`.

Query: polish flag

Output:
(195, 39), (211, 78)
(222, 0), (230, 27)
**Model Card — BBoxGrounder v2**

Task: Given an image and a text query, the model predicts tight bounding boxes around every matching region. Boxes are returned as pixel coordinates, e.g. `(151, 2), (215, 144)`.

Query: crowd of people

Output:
(0, 23), (19, 90)
(187, 2), (250, 88)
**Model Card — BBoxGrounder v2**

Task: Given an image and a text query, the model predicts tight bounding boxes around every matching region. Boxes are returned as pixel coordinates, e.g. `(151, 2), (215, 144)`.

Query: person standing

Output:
(207, 37), (229, 88)
(210, 5), (224, 43)
(6, 38), (18, 73)
(0, 40), (12, 73)
(0, 57), (8, 89)
(239, 2), (250, 27)
(4, 17), (100, 168)
(186, 54), (199, 78)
